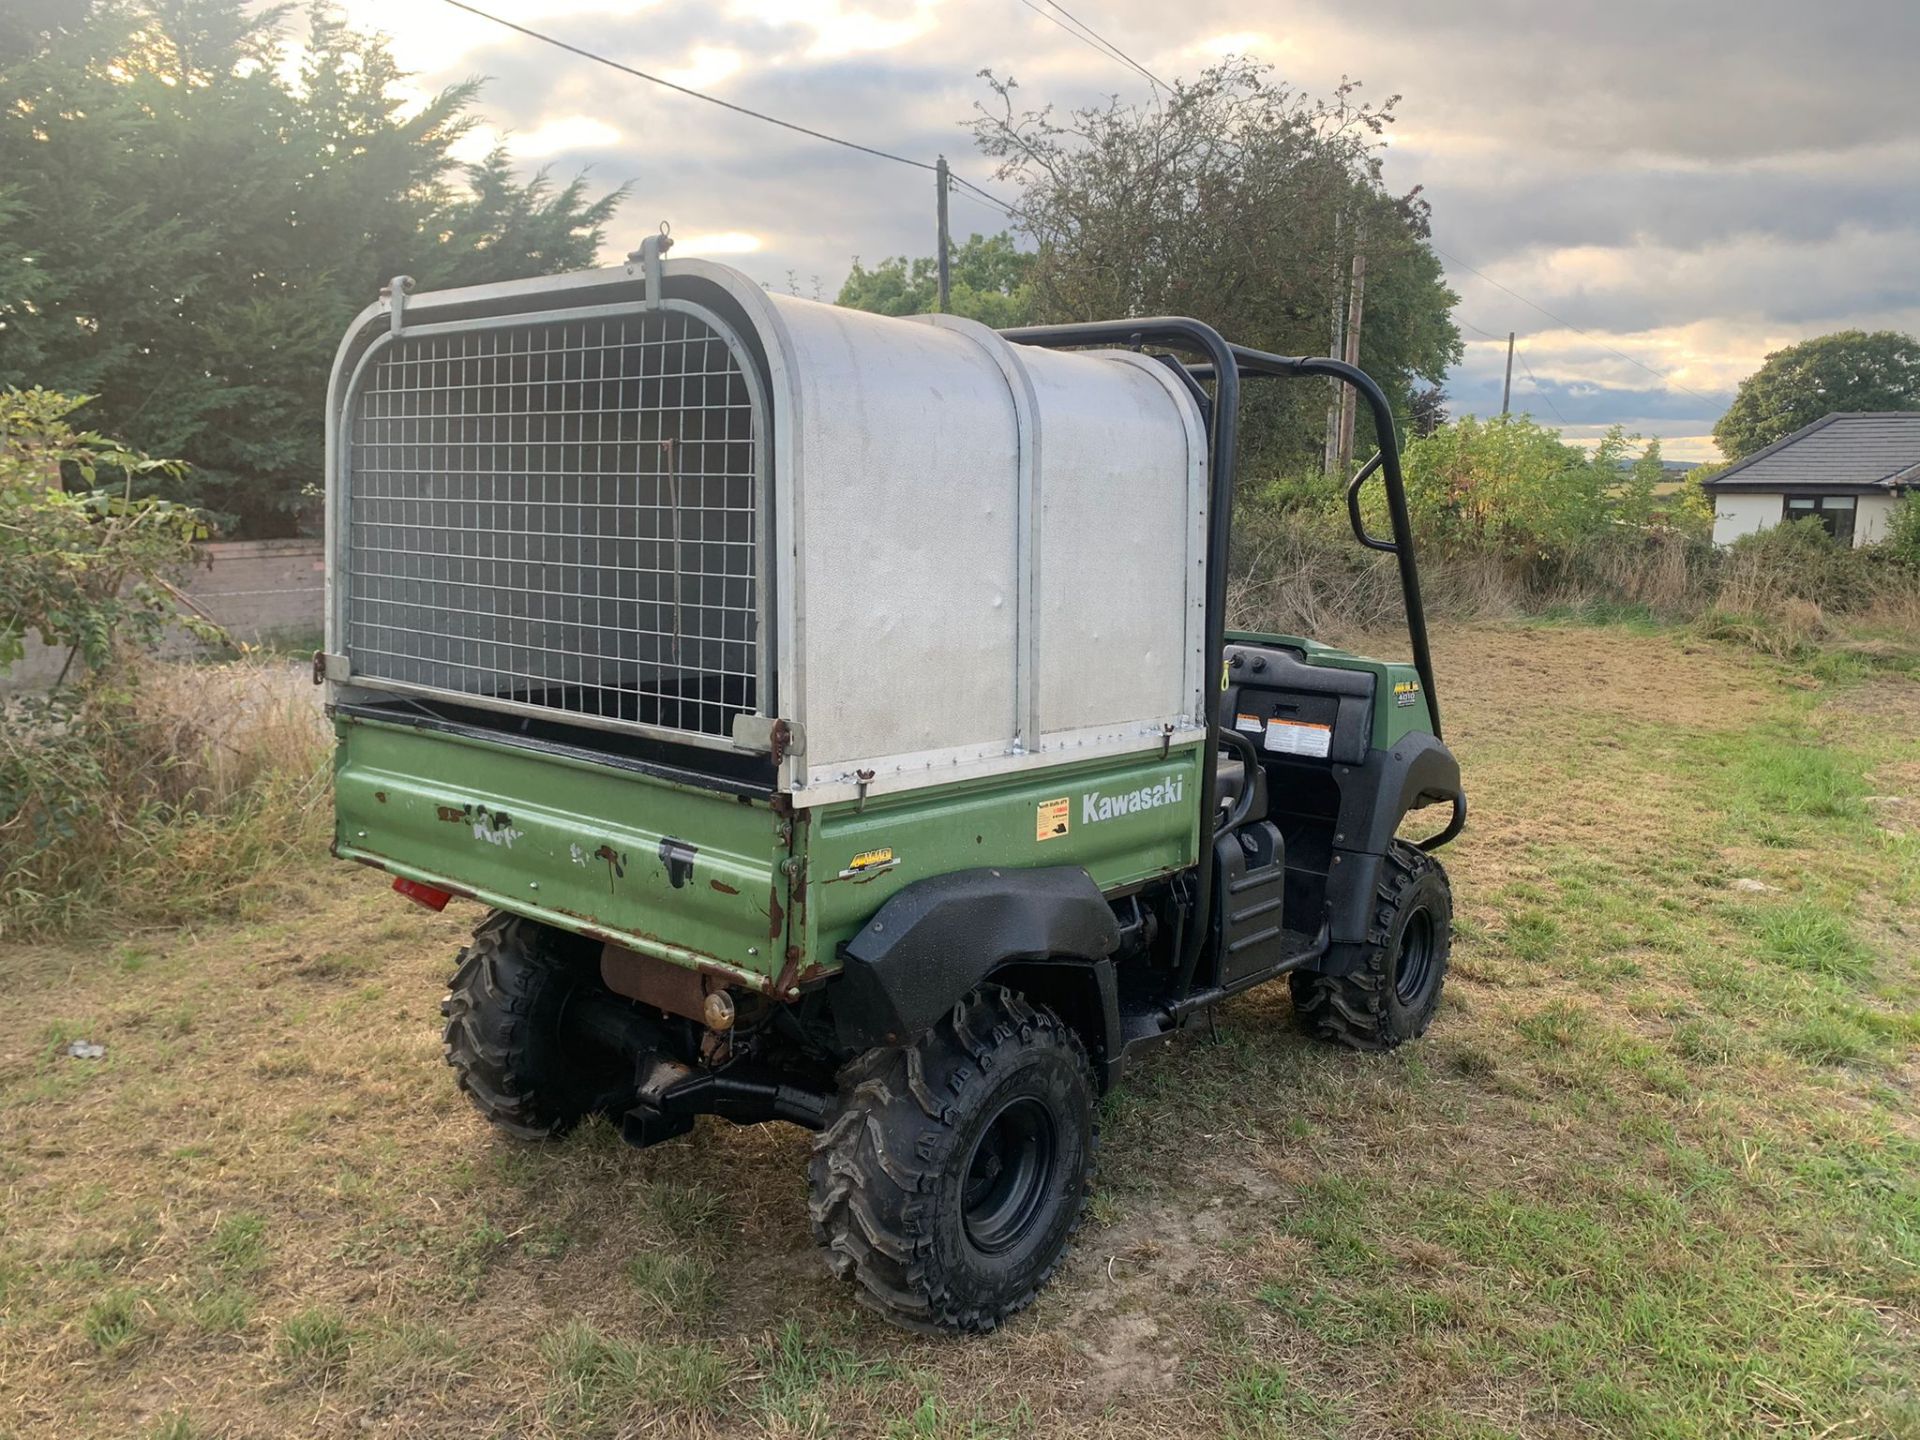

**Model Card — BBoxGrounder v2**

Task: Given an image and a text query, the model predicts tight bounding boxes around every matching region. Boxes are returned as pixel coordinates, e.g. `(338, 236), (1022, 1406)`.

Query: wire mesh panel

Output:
(343, 306), (763, 742)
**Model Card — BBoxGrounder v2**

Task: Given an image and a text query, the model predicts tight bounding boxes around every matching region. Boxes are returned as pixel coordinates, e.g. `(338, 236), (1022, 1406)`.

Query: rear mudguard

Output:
(832, 866), (1120, 1053)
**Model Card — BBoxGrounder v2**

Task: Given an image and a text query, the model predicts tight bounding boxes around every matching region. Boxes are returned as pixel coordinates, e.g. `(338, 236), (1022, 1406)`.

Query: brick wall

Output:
(2, 538), (325, 691)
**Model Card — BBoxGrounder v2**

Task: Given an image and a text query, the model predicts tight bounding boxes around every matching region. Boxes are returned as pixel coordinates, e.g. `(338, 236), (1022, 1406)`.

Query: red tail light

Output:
(392, 876), (453, 912)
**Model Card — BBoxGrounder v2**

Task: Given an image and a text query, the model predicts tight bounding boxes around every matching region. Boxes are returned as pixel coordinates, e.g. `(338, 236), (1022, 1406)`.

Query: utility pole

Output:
(1501, 331), (1515, 416)
(1336, 241), (1368, 471)
(1323, 209), (1346, 477)
(934, 155), (952, 314)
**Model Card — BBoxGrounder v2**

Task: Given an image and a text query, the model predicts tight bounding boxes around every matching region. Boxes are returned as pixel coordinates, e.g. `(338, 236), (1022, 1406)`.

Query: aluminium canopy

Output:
(325, 257), (1210, 806)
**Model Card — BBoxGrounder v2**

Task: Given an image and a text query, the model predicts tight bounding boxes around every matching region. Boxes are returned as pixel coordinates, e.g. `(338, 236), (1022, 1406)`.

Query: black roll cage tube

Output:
(998, 319), (1442, 990)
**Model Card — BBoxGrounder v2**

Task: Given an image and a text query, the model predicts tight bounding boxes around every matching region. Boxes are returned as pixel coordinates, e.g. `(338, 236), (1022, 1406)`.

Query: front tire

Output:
(808, 986), (1096, 1333)
(1291, 840), (1452, 1050)
(441, 911), (636, 1140)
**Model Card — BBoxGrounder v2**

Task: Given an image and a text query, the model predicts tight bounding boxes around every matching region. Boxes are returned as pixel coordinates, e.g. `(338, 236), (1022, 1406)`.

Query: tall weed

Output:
(0, 656), (327, 935)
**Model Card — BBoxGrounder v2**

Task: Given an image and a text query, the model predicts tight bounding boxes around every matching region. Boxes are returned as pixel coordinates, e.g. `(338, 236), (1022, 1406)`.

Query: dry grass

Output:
(1, 623), (1917, 1439)
(0, 655), (329, 937)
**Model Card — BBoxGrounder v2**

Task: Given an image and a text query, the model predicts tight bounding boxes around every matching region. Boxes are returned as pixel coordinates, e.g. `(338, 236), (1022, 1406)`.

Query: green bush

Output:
(1718, 517), (1880, 613)
(0, 391), (326, 936)
(1882, 493), (1920, 571)
(1397, 415), (1612, 557)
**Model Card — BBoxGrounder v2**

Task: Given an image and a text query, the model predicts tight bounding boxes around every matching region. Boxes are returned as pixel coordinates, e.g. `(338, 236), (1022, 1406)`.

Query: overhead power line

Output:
(1044, 0), (1171, 90)
(437, 0), (1016, 218)
(1016, 0), (1168, 92)
(1512, 350), (1569, 424)
(1434, 244), (1719, 406)
(1459, 314), (1565, 421)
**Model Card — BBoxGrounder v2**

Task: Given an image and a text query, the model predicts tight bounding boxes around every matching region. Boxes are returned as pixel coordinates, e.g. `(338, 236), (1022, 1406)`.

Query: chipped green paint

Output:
(333, 713), (1202, 990)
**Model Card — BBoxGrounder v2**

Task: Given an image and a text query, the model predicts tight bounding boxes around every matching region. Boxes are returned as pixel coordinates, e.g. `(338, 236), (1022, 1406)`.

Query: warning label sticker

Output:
(1234, 712), (1264, 734)
(1036, 797), (1070, 842)
(1265, 718), (1333, 758)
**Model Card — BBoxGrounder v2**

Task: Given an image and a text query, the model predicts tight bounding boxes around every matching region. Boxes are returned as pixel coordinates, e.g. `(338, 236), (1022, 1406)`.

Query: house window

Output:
(1783, 494), (1856, 544)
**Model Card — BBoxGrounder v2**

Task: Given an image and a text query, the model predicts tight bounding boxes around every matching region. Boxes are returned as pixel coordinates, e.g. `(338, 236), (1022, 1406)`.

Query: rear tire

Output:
(441, 911), (635, 1140)
(1292, 840), (1451, 1051)
(808, 986), (1096, 1333)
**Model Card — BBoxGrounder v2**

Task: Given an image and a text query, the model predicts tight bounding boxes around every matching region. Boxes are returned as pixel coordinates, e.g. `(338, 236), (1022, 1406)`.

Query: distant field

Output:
(1, 623), (1916, 1440)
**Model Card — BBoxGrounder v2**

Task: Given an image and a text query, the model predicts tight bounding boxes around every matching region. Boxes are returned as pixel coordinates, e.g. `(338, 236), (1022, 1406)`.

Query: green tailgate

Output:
(333, 716), (791, 989)
(336, 718), (1207, 994)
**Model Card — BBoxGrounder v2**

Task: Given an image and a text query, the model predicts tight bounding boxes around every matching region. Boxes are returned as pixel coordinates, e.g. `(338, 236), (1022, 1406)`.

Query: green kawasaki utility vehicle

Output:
(322, 237), (1465, 1333)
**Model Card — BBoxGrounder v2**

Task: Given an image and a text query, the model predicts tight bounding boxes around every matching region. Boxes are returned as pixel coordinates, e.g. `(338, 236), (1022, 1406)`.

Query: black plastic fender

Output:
(1321, 733), (1463, 974)
(833, 867), (1121, 1053)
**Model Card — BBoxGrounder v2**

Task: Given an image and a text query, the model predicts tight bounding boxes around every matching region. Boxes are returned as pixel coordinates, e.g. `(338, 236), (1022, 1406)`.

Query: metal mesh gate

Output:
(342, 306), (763, 742)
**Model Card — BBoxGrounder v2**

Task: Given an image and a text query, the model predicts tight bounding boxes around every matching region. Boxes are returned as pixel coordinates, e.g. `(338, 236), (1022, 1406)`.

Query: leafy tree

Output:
(0, 389), (211, 680)
(966, 59), (1461, 470)
(1612, 433), (1666, 528)
(0, 0), (626, 536)
(838, 232), (1034, 327)
(1713, 330), (1920, 461)
(1410, 384), (1449, 439)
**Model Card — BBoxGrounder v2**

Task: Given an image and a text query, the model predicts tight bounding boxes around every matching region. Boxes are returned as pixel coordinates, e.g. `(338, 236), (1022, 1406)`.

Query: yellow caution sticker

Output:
(1036, 797), (1070, 842)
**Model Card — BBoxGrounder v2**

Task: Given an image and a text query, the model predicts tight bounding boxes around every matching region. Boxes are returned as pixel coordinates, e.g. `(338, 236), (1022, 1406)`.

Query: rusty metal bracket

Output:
(736, 714), (800, 757)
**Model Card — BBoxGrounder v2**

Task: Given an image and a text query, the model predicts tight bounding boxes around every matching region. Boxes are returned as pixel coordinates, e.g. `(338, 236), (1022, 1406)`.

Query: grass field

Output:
(2, 622), (1916, 1439)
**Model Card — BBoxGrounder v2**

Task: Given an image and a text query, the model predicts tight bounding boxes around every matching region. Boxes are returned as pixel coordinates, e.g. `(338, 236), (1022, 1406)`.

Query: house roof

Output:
(1702, 411), (1920, 493)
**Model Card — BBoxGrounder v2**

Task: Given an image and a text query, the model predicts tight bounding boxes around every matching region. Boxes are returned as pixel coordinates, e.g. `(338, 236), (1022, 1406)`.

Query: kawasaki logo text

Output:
(1082, 776), (1185, 825)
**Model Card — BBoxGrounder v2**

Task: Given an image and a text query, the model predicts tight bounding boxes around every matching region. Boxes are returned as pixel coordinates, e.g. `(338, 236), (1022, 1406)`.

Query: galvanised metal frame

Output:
(329, 297), (772, 752)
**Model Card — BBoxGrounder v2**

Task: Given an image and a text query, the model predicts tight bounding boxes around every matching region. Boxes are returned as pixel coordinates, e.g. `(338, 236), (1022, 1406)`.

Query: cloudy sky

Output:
(322, 0), (1920, 462)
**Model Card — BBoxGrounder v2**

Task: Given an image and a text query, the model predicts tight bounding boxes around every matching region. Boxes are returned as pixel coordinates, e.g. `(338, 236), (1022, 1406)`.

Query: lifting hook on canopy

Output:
(629, 221), (674, 309)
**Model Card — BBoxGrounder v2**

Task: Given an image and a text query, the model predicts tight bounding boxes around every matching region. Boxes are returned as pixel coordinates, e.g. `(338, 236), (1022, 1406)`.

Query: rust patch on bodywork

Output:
(435, 805), (465, 823)
(709, 879), (739, 895)
(601, 942), (710, 1021)
(773, 943), (805, 999)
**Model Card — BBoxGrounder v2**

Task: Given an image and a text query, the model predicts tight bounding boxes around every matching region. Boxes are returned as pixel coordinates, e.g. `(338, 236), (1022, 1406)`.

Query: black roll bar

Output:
(996, 322), (1445, 996)
(1188, 347), (1443, 742)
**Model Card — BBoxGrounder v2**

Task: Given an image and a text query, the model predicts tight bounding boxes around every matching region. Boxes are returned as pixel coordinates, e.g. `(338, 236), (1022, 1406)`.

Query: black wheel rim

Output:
(961, 1096), (1057, 1256)
(1394, 907), (1436, 1005)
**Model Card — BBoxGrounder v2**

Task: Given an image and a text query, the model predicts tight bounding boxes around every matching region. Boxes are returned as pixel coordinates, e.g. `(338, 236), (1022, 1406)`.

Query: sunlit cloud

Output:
(283, 0), (1918, 464)
(724, 0), (940, 59)
(448, 122), (502, 166)
(673, 230), (764, 255)
(1185, 30), (1288, 61)
(511, 115), (622, 157)
(661, 45), (744, 89)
